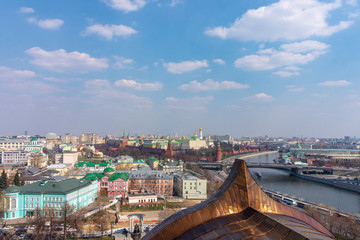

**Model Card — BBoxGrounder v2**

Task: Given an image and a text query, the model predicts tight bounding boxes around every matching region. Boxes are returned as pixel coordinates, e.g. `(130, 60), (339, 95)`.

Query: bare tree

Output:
(31, 208), (45, 239)
(61, 202), (75, 239)
(93, 210), (111, 236)
(45, 208), (57, 239)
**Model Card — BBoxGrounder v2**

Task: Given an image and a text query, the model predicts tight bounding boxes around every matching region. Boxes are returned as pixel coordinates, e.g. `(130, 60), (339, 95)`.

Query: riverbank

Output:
(295, 174), (360, 193)
(224, 151), (278, 161)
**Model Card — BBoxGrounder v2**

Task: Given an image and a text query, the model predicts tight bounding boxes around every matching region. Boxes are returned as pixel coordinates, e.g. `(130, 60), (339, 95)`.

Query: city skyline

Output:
(1, 0), (360, 137)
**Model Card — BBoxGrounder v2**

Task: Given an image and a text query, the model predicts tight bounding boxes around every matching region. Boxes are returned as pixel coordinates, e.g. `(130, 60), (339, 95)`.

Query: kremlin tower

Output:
(165, 139), (174, 159)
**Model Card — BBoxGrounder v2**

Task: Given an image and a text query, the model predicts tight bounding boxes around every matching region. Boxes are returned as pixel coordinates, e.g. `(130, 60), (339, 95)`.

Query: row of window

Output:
(25, 196), (64, 202)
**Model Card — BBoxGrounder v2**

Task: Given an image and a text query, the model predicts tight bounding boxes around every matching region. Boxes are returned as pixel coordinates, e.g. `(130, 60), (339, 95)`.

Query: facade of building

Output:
(0, 150), (28, 165)
(75, 161), (111, 172)
(0, 138), (29, 151)
(129, 171), (173, 196)
(55, 152), (78, 166)
(148, 157), (159, 170)
(85, 169), (130, 198)
(61, 134), (78, 145)
(79, 133), (104, 145)
(173, 174), (207, 200)
(127, 189), (159, 205)
(180, 137), (207, 150)
(2, 178), (98, 220)
(27, 152), (48, 168)
(160, 160), (184, 172)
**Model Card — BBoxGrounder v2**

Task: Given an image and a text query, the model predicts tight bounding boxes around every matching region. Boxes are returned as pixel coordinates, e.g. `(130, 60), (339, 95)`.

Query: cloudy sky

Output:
(1, 0), (359, 138)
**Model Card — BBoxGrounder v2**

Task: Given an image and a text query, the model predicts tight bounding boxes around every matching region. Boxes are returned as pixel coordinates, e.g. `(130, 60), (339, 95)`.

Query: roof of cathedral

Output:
(143, 159), (334, 240)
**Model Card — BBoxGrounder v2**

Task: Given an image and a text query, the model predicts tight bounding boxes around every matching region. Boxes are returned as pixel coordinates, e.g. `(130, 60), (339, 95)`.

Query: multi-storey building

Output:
(0, 150), (28, 165)
(75, 161), (111, 172)
(79, 133), (104, 145)
(2, 178), (98, 220)
(129, 171), (173, 196)
(0, 138), (29, 151)
(173, 173), (207, 200)
(85, 168), (130, 198)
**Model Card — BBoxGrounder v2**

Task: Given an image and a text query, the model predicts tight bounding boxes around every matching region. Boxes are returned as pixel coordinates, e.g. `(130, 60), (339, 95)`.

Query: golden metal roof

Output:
(143, 159), (335, 240)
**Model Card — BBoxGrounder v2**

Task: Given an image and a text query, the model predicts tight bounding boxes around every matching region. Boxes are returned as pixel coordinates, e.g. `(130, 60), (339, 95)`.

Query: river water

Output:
(245, 153), (360, 214)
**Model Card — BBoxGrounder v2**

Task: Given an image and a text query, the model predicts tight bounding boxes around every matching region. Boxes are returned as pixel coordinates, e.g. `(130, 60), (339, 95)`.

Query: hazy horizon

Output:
(1, 0), (360, 138)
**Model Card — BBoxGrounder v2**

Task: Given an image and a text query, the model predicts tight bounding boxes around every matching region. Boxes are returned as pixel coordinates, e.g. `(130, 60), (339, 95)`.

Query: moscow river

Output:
(245, 152), (360, 215)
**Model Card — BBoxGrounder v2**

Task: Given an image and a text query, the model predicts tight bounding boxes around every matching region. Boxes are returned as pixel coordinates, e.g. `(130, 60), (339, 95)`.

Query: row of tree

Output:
(0, 171), (25, 191)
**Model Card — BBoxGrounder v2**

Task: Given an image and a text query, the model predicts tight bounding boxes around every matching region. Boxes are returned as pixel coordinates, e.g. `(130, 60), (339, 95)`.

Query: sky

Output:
(1, 0), (360, 138)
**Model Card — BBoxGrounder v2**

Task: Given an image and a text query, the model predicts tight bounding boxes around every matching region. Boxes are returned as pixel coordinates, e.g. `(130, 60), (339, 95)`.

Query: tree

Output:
(61, 202), (75, 239)
(31, 208), (45, 239)
(13, 172), (20, 187)
(0, 170), (8, 190)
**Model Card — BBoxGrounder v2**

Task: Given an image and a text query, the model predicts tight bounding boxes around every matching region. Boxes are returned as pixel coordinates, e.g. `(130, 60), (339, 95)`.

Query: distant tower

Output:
(199, 128), (203, 140)
(215, 140), (222, 163)
(121, 130), (128, 148)
(25, 130), (28, 136)
(165, 139), (174, 159)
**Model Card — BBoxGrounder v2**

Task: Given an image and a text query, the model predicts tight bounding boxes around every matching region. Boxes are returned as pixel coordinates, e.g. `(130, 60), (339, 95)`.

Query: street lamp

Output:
(164, 194), (168, 219)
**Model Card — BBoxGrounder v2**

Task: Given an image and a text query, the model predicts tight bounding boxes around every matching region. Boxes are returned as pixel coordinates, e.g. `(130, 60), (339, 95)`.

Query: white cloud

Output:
(289, 88), (305, 92)
(101, 0), (146, 12)
(179, 79), (249, 92)
(27, 18), (64, 30)
(346, 0), (357, 6)
(83, 24), (137, 40)
(286, 85), (305, 92)
(26, 47), (108, 73)
(84, 79), (152, 108)
(0, 66), (60, 93)
(166, 96), (213, 110)
(205, 0), (353, 42)
(234, 40), (329, 71)
(244, 93), (274, 102)
(273, 71), (300, 77)
(0, 66), (35, 80)
(213, 59), (226, 65)
(163, 60), (208, 74)
(113, 56), (134, 69)
(19, 7), (35, 13)
(280, 40), (329, 53)
(114, 79), (163, 91)
(318, 80), (352, 87)
(170, 0), (183, 7)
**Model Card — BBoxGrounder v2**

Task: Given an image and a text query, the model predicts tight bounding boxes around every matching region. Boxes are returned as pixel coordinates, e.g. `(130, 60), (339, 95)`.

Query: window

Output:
(36, 203), (39, 208)
(56, 197), (58, 201)
(12, 213), (15, 218)
(25, 197), (28, 201)
(30, 203), (33, 208)
(36, 197), (39, 202)
(25, 203), (28, 208)
(31, 197), (33, 201)
(60, 198), (62, 201)
(11, 199), (16, 209)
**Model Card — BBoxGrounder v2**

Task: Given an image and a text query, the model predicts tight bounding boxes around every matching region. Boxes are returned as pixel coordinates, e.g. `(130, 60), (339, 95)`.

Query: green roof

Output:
(8, 179), (93, 195)
(30, 138), (37, 141)
(149, 157), (159, 162)
(135, 159), (146, 164)
(75, 161), (110, 167)
(84, 172), (104, 181)
(104, 167), (115, 173)
(3, 186), (21, 194)
(107, 172), (130, 181)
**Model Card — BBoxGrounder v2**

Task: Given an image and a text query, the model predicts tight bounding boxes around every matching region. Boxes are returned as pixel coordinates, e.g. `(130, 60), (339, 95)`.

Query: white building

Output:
(173, 173), (207, 200)
(0, 138), (30, 151)
(0, 151), (28, 165)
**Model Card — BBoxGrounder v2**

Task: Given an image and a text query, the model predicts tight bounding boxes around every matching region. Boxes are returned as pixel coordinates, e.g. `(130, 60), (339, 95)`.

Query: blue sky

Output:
(0, 0), (359, 138)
